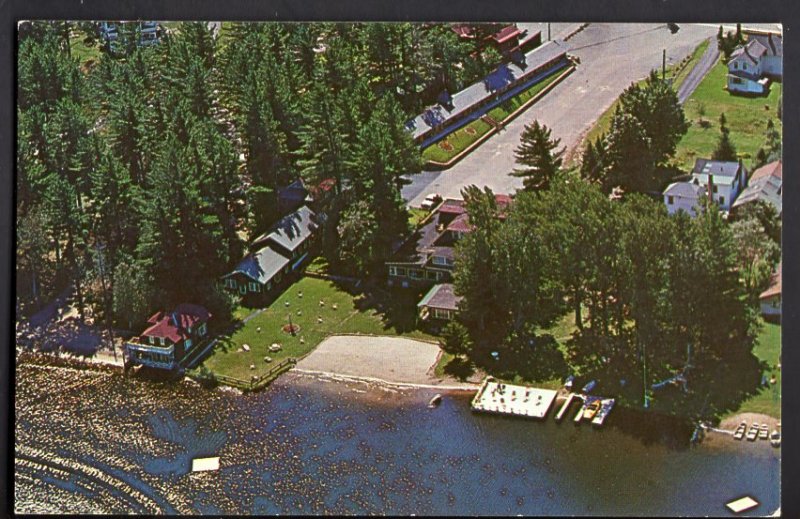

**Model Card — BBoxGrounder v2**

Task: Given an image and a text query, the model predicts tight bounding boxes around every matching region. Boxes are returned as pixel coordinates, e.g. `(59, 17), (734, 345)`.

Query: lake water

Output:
(14, 363), (780, 515)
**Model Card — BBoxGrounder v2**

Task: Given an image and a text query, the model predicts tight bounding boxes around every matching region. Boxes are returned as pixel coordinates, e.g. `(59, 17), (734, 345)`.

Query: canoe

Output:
(428, 394), (443, 408)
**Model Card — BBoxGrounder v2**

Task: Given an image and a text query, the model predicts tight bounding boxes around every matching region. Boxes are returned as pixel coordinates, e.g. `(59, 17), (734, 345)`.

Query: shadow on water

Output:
(608, 406), (694, 451)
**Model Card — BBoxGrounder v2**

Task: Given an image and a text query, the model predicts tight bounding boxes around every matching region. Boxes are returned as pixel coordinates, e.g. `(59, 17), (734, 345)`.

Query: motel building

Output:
(125, 303), (212, 370)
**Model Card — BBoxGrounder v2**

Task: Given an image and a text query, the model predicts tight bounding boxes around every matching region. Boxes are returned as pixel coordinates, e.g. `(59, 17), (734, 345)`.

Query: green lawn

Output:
(422, 119), (493, 163)
(722, 319), (781, 419)
(408, 208), (430, 228)
(673, 60), (783, 171)
(487, 70), (564, 122)
(69, 34), (103, 71)
(198, 276), (436, 381)
(578, 39), (712, 165)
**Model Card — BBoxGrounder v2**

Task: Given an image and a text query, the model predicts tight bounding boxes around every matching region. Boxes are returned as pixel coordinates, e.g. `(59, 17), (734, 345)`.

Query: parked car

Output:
(420, 193), (442, 211)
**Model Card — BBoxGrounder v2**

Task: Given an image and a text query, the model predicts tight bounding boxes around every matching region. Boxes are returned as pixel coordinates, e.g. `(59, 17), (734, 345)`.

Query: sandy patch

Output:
(294, 335), (476, 388)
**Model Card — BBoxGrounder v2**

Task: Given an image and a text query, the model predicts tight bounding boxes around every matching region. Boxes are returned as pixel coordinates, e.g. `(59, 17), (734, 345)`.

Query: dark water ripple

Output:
(14, 364), (780, 516)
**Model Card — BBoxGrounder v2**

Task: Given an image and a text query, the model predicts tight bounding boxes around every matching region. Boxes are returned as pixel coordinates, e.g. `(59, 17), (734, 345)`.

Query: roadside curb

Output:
(423, 64), (577, 170)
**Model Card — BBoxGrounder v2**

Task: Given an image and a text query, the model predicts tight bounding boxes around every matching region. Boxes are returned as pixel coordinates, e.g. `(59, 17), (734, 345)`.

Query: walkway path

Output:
(677, 38), (719, 104)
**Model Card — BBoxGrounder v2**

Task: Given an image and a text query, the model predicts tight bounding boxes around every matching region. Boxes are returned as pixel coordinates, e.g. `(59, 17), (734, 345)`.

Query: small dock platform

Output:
(555, 393), (578, 422)
(471, 379), (558, 419)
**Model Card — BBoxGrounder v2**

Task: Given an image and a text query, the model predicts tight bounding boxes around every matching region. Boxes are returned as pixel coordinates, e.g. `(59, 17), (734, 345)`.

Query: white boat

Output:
(770, 430), (781, 448)
(733, 422), (746, 441)
(746, 424), (759, 441)
(428, 394), (443, 408)
(759, 423), (769, 440)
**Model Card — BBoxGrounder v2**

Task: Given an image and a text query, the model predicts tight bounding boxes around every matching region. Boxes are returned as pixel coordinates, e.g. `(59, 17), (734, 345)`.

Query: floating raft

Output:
(191, 457), (220, 472)
(726, 496), (759, 514)
(555, 393), (576, 422)
(471, 379), (557, 419)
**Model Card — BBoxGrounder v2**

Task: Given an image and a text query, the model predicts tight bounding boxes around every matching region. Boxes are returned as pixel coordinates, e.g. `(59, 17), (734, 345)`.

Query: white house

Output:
(759, 263), (781, 319)
(747, 32), (782, 77)
(663, 180), (707, 217)
(690, 159), (748, 212)
(732, 160), (782, 216)
(727, 32), (782, 95)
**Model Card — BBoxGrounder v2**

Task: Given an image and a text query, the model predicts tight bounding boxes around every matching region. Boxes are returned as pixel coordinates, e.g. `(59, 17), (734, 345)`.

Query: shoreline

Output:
(292, 368), (479, 392)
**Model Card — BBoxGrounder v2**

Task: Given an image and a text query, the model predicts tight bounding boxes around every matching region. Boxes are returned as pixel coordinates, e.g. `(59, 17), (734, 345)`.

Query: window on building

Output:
(719, 196), (725, 205)
(668, 196), (674, 205)
(149, 336), (154, 345)
(159, 337), (165, 346)
(410, 269), (421, 279)
(712, 185), (718, 193)
(432, 256), (447, 266)
(397, 267), (407, 277)
(389, 266), (397, 276)
(185, 338), (193, 351)
(734, 62), (738, 69)
(743, 62), (748, 70)
(198, 323), (207, 336)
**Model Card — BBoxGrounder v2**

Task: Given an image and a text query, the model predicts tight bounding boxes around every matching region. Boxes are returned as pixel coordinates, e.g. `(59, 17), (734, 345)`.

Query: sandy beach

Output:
(294, 335), (478, 388)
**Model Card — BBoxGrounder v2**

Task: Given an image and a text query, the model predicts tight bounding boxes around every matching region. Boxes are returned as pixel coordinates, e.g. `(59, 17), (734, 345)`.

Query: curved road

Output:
(403, 23), (724, 206)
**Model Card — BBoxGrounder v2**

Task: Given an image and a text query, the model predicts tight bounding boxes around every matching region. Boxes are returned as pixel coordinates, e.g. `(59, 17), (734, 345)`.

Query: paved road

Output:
(403, 23), (721, 206)
(677, 39), (719, 104)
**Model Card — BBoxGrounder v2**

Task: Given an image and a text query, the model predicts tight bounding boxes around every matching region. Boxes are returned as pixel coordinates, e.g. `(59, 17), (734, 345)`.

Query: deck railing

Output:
(211, 358), (297, 392)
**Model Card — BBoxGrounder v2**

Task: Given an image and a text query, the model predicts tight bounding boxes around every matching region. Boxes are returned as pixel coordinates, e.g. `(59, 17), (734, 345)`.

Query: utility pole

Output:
(662, 49), (666, 80)
(548, 23), (551, 41)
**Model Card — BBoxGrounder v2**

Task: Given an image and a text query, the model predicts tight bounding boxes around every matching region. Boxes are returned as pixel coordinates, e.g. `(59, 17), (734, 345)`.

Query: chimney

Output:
(707, 174), (714, 204)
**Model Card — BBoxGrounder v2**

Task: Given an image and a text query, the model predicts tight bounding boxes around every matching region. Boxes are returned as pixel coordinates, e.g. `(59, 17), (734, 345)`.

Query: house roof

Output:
(731, 38), (768, 66)
(760, 263), (781, 299)
(750, 160), (782, 182)
(691, 159), (744, 183)
(225, 244), (291, 285)
(748, 33), (782, 57)
(407, 40), (567, 140)
(447, 213), (472, 233)
(732, 172), (782, 213)
(437, 199), (467, 216)
(492, 25), (521, 44)
(251, 205), (318, 254)
(418, 283), (463, 311)
(663, 181), (706, 198)
(142, 304), (211, 343)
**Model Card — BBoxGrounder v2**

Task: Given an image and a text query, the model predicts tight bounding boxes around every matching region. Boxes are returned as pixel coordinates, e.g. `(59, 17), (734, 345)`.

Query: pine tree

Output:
(510, 121), (564, 191)
(712, 112), (737, 161)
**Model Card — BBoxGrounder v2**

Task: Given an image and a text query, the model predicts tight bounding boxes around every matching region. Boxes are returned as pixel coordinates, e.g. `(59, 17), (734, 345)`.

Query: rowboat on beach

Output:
(428, 394), (442, 408)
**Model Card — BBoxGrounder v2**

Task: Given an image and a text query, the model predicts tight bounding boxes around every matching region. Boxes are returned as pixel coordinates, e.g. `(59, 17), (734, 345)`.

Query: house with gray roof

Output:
(727, 32), (782, 95)
(689, 159), (747, 212)
(418, 283), (463, 322)
(222, 205), (319, 300)
(663, 179), (707, 217)
(732, 160), (782, 215)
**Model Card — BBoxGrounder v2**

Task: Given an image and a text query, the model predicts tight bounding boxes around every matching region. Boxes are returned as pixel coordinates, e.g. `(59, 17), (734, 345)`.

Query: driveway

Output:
(403, 23), (720, 206)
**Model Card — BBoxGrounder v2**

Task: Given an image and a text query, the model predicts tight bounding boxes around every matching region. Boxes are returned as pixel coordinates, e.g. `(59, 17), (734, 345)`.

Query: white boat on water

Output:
(428, 394), (442, 408)
(770, 430), (781, 448)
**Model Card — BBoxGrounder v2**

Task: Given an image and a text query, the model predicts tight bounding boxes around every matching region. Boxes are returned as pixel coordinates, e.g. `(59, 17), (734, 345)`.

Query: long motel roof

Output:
(406, 40), (568, 140)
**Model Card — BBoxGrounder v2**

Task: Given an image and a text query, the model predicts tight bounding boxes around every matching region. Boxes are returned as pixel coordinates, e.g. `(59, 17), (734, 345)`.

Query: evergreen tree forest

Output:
(16, 21), (498, 329)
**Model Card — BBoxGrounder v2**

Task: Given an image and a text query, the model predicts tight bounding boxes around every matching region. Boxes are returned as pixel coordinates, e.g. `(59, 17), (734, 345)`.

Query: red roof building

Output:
(127, 303), (213, 370)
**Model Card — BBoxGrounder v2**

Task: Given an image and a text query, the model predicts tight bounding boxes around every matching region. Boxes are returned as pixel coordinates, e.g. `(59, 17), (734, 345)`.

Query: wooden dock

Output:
(471, 379), (558, 419)
(555, 393), (577, 422)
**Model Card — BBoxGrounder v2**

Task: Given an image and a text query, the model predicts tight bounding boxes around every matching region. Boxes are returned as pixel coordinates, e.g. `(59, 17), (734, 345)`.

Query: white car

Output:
(420, 193), (442, 211)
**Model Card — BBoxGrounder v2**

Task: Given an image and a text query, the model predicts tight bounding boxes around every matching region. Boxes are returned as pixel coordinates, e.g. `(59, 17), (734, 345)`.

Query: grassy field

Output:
(673, 61), (782, 171)
(578, 39), (712, 164)
(198, 276), (435, 381)
(422, 119), (492, 163)
(69, 34), (103, 71)
(408, 208), (430, 228)
(721, 319), (781, 419)
(487, 70), (564, 122)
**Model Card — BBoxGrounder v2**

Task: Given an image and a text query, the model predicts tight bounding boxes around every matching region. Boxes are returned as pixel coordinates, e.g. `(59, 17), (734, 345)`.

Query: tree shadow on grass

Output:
(442, 356), (475, 381)
(340, 280), (426, 335)
(476, 334), (569, 384)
